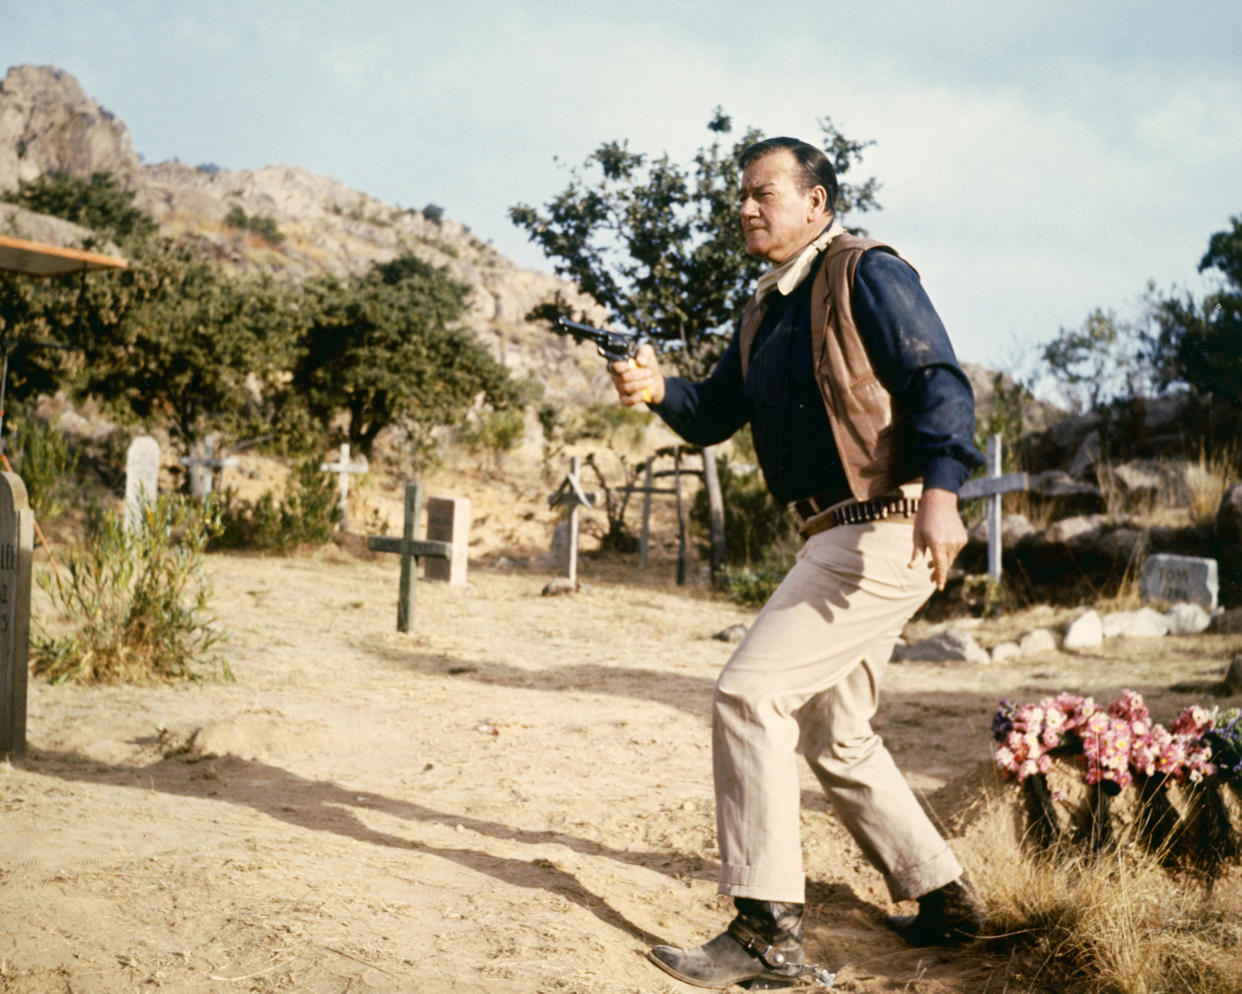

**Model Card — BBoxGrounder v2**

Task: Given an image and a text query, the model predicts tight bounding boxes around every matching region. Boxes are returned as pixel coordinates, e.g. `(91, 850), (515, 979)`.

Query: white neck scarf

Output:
(751, 218), (844, 308)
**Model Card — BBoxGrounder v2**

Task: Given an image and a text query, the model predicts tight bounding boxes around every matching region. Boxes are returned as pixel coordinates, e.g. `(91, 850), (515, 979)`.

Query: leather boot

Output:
(647, 898), (806, 989)
(887, 878), (983, 947)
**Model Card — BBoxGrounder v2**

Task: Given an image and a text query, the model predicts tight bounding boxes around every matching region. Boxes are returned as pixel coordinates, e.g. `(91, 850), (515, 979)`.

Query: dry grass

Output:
(974, 832), (1242, 994)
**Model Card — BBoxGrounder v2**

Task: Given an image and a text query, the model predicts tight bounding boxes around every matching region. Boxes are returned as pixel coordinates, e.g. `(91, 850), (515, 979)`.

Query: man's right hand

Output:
(610, 343), (665, 407)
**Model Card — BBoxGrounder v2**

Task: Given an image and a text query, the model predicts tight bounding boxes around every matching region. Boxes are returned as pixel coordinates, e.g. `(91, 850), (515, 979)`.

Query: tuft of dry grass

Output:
(973, 837), (1242, 994)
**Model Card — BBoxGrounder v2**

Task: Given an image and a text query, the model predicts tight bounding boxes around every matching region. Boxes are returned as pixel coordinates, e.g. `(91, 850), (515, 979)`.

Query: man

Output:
(609, 137), (985, 989)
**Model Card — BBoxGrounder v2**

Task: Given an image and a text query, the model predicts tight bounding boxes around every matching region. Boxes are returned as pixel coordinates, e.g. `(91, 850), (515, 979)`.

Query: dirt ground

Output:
(3, 464), (1242, 994)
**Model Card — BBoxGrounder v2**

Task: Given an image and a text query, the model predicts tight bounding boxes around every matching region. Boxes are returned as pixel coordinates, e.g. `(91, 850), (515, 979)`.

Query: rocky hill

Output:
(0, 63), (610, 404)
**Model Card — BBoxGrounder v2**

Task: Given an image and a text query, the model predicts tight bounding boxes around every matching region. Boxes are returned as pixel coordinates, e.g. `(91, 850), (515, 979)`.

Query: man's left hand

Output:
(910, 488), (967, 591)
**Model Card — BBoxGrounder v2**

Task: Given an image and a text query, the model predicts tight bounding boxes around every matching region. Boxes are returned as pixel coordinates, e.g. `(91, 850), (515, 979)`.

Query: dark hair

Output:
(739, 137), (838, 210)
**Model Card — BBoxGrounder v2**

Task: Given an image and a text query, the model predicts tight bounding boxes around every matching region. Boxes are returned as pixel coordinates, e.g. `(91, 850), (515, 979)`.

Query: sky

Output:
(5, 0), (1241, 374)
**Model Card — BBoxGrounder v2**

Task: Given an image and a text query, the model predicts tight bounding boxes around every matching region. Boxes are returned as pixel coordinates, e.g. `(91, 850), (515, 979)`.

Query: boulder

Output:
(1019, 628), (1059, 655)
(990, 642), (1022, 663)
(1101, 608), (1169, 639)
(1164, 602), (1212, 636)
(1216, 482), (1242, 606)
(893, 628), (990, 664)
(1063, 610), (1104, 649)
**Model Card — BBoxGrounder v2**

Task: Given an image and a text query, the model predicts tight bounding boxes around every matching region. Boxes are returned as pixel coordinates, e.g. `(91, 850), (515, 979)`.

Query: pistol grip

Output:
(628, 358), (653, 404)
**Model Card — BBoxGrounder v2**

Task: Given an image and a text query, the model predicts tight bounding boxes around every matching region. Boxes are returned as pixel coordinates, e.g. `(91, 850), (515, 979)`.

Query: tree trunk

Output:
(701, 444), (726, 586)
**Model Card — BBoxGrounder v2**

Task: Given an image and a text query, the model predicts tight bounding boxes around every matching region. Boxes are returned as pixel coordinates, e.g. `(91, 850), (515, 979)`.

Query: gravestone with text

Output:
(1140, 553), (1219, 610)
(124, 435), (160, 532)
(0, 472), (33, 760)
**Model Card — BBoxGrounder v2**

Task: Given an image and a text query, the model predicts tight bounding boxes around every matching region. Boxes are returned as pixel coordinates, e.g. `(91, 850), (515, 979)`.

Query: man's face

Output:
(738, 149), (827, 264)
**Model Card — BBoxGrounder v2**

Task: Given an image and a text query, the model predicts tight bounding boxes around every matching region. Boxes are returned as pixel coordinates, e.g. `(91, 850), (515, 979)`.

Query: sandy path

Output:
(3, 547), (1239, 993)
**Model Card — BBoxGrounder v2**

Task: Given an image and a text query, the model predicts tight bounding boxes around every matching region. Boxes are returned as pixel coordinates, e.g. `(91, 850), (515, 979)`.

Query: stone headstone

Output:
(124, 435), (160, 532)
(1139, 553), (1218, 610)
(0, 473), (33, 760)
(424, 496), (469, 586)
(1063, 610), (1104, 649)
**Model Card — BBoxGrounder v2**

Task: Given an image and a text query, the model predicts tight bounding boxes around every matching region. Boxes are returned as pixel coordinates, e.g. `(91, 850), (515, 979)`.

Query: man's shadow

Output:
(26, 746), (686, 947)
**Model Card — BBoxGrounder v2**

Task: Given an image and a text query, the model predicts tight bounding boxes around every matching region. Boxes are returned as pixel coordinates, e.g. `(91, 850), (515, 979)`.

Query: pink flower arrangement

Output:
(992, 690), (1218, 787)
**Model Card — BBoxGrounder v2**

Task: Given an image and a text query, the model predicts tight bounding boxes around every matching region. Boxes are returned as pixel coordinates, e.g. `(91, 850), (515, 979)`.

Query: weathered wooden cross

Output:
(958, 435), (1029, 582)
(180, 433), (239, 501)
(367, 482), (452, 632)
(547, 456), (595, 587)
(319, 442), (368, 532)
(0, 472), (33, 760)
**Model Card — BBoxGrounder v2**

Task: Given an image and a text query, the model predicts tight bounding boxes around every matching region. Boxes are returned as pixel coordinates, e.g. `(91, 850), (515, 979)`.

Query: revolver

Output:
(554, 317), (652, 403)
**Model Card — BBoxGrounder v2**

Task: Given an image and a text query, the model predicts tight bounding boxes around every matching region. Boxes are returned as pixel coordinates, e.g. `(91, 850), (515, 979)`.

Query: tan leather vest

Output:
(738, 233), (910, 501)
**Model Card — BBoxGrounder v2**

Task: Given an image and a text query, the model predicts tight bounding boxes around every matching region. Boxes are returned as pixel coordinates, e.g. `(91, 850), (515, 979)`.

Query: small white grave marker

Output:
(547, 456), (595, 588)
(124, 435), (160, 532)
(319, 442), (368, 532)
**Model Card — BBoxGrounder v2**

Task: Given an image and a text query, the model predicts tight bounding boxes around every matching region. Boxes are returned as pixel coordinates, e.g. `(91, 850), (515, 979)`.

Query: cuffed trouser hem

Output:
(717, 863), (806, 904)
(883, 845), (963, 903)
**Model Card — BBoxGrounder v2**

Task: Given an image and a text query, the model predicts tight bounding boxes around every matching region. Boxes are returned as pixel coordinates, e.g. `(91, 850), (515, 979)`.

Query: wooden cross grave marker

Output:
(547, 456), (596, 588)
(958, 435), (1029, 582)
(179, 433), (239, 501)
(367, 482), (452, 633)
(319, 442), (368, 532)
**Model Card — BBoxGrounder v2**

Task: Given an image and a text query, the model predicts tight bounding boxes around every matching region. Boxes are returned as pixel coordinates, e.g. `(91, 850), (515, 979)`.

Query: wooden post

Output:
(987, 435), (1003, 581)
(639, 456), (653, 569)
(701, 444), (726, 585)
(0, 472), (33, 760)
(319, 442), (368, 532)
(367, 482), (453, 633)
(674, 444), (687, 586)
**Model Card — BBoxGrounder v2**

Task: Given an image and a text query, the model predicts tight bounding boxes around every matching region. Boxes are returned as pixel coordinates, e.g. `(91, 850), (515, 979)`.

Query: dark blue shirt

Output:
(652, 247), (983, 505)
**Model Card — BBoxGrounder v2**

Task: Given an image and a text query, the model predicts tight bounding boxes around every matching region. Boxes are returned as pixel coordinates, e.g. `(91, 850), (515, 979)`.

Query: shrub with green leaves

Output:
(32, 494), (227, 684)
(211, 457), (339, 552)
(11, 417), (80, 521)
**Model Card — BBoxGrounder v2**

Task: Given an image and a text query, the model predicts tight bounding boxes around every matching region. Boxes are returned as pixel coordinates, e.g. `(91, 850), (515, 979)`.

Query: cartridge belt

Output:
(791, 490), (920, 538)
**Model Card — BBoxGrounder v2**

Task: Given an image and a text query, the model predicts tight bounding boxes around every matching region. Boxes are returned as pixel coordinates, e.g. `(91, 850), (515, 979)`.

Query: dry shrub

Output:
(31, 494), (229, 684)
(970, 811), (1242, 993)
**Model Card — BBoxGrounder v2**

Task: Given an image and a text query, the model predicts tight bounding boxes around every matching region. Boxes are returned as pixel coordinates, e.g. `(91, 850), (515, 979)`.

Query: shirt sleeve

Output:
(649, 332), (751, 446)
(852, 249), (985, 492)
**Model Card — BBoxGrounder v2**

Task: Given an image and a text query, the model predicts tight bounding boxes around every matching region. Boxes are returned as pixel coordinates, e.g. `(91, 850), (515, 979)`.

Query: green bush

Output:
(211, 457), (339, 552)
(719, 565), (789, 606)
(690, 455), (795, 567)
(11, 417), (80, 521)
(32, 494), (227, 684)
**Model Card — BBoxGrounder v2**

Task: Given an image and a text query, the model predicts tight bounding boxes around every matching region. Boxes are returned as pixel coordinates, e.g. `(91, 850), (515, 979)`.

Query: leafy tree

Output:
(291, 254), (521, 460)
(1039, 308), (1140, 413)
(73, 241), (299, 450)
(509, 108), (879, 379)
(1, 170), (157, 248)
(509, 108), (879, 578)
(1148, 214), (1242, 407)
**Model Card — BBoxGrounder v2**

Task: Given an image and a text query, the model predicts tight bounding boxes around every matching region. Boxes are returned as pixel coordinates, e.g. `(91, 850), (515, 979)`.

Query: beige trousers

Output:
(713, 517), (962, 904)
